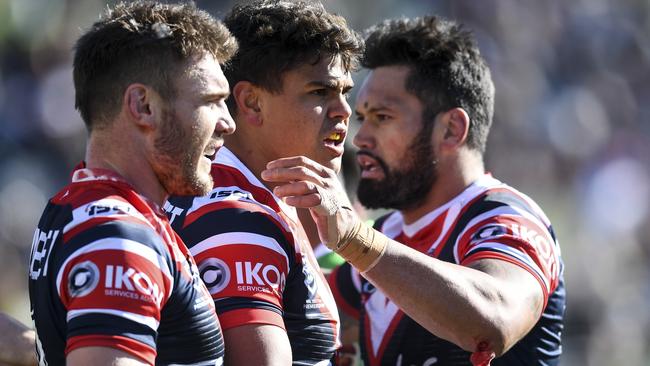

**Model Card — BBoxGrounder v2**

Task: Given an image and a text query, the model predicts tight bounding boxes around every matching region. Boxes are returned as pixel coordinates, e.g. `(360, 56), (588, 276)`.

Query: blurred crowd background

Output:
(0, 0), (648, 365)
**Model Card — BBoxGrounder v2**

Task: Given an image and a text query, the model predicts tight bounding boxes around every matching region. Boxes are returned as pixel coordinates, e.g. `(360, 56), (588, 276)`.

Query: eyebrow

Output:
(355, 102), (397, 116)
(201, 91), (230, 100)
(307, 80), (354, 93)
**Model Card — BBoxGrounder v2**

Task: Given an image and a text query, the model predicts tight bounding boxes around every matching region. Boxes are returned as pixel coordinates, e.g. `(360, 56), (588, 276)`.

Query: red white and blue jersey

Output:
(28, 167), (224, 366)
(166, 147), (340, 366)
(330, 175), (565, 366)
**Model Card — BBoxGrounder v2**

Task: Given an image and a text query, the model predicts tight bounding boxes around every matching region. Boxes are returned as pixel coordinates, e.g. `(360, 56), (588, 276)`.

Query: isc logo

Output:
(105, 265), (164, 306)
(235, 261), (286, 291)
(85, 204), (131, 216)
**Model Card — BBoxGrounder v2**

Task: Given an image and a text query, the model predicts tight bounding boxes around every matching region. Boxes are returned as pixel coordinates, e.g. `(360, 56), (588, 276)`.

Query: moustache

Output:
(356, 150), (390, 176)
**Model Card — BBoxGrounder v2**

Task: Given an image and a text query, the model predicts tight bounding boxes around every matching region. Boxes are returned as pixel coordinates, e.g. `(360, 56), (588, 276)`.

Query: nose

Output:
(328, 93), (352, 124)
(352, 119), (374, 150)
(215, 101), (236, 136)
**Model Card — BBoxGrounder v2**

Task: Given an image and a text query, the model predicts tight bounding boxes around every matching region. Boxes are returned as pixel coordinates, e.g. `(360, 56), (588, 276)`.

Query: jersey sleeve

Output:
(454, 202), (561, 308)
(328, 262), (361, 319)
(176, 200), (292, 331)
(56, 219), (174, 365)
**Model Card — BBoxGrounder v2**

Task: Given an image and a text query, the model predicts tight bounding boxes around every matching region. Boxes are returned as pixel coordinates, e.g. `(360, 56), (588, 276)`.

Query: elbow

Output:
(456, 319), (514, 357)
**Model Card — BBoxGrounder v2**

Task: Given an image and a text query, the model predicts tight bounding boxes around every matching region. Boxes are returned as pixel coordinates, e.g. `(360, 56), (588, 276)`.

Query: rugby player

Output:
(28, 2), (237, 365)
(165, 1), (363, 364)
(262, 15), (565, 366)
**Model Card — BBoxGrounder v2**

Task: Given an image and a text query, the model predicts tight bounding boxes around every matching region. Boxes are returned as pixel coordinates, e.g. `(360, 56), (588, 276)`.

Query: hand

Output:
(261, 156), (358, 249)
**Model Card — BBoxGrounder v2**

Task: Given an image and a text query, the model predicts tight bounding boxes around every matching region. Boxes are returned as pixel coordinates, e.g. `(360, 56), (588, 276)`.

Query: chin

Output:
(323, 157), (342, 173)
(165, 169), (213, 197)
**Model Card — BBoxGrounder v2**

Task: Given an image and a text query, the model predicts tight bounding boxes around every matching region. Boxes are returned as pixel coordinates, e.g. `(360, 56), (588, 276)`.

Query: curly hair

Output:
(363, 16), (495, 153)
(223, 0), (363, 112)
(73, 1), (238, 131)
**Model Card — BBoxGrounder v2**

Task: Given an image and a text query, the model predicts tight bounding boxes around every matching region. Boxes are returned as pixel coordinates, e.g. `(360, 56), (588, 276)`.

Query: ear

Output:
(124, 83), (159, 130)
(232, 81), (263, 126)
(438, 107), (470, 151)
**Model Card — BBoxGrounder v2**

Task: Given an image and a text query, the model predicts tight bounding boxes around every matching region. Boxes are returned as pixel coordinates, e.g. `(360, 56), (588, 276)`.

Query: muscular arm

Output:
(223, 324), (292, 366)
(262, 156), (545, 357)
(0, 313), (36, 366)
(67, 347), (148, 366)
(362, 243), (543, 356)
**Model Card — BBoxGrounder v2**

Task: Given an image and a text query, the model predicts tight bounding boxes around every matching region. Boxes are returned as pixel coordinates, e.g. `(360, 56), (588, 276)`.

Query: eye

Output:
(355, 113), (365, 123)
(207, 97), (227, 108)
(376, 114), (391, 121)
(309, 89), (328, 97)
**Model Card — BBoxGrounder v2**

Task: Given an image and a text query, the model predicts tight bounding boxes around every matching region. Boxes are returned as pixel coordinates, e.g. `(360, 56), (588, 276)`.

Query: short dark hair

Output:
(223, 0), (363, 112)
(363, 16), (495, 153)
(73, 1), (238, 131)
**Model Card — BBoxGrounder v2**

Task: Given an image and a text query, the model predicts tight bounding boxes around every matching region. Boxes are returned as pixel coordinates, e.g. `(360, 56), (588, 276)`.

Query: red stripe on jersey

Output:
(218, 307), (285, 331)
(62, 216), (152, 243)
(403, 213), (447, 253)
(456, 214), (558, 296)
(212, 163), (281, 212)
(59, 249), (170, 318)
(327, 266), (360, 320)
(430, 193), (488, 258)
(364, 310), (405, 366)
(66, 334), (155, 365)
(461, 243), (551, 309)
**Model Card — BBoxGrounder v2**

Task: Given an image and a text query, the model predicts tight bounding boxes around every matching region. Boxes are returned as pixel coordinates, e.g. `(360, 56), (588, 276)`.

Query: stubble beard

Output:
(153, 106), (213, 197)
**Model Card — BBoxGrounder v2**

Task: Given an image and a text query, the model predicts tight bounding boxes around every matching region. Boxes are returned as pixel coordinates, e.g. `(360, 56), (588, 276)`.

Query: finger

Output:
(261, 166), (323, 184)
(266, 156), (333, 178)
(273, 181), (317, 198)
(283, 193), (324, 209)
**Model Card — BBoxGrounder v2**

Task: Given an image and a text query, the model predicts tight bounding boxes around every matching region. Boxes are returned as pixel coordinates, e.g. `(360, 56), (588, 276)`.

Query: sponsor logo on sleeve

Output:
(68, 260), (100, 297)
(471, 224), (509, 243)
(234, 261), (286, 294)
(199, 258), (231, 295)
(104, 265), (164, 306)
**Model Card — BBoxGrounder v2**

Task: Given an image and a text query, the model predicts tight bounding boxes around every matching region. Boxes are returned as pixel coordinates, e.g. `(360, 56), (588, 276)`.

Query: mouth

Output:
(323, 129), (346, 155)
(356, 151), (384, 179)
(203, 140), (223, 162)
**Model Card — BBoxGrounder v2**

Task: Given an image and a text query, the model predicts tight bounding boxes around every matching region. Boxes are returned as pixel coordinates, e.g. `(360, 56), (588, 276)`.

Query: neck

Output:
(400, 151), (485, 225)
(85, 127), (167, 206)
(225, 125), (278, 190)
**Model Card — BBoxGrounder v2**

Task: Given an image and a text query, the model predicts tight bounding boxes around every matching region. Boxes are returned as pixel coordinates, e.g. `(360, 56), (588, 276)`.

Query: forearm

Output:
(0, 313), (36, 366)
(337, 223), (540, 356)
(363, 242), (510, 353)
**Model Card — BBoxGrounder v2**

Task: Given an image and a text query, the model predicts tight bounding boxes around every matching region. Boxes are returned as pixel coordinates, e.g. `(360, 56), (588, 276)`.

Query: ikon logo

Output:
(235, 261), (286, 291)
(105, 265), (164, 306)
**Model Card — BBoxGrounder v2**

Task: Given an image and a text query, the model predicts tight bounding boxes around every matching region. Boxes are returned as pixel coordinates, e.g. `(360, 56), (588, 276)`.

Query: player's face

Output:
(153, 53), (235, 196)
(256, 54), (353, 173)
(353, 65), (438, 210)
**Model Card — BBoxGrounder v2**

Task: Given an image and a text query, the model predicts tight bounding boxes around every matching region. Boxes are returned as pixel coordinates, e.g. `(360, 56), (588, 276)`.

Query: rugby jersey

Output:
(28, 167), (224, 366)
(330, 174), (565, 366)
(166, 147), (340, 365)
